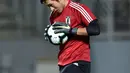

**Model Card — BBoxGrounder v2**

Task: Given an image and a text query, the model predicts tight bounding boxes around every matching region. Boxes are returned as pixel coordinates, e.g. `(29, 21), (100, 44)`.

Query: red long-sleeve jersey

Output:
(50, 0), (96, 66)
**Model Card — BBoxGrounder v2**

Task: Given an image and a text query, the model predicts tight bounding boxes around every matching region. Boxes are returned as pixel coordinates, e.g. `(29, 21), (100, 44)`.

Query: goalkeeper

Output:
(41, 0), (100, 73)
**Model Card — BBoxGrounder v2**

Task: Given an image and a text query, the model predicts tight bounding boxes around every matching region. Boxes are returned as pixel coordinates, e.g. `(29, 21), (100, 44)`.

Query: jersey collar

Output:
(61, 0), (71, 14)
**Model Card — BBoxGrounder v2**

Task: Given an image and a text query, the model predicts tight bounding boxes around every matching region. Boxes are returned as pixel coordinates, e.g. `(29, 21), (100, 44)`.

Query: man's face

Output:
(45, 0), (64, 13)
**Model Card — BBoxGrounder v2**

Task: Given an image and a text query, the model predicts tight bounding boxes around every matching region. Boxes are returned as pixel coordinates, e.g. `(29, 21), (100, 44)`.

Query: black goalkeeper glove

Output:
(52, 22), (78, 35)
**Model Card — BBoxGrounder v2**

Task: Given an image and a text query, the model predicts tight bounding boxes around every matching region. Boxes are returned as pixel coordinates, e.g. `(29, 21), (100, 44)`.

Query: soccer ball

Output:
(46, 25), (68, 45)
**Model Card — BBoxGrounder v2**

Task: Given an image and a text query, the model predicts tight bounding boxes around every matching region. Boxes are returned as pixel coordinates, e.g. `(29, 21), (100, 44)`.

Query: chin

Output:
(54, 9), (63, 13)
(58, 10), (63, 13)
(56, 10), (62, 13)
(58, 11), (62, 13)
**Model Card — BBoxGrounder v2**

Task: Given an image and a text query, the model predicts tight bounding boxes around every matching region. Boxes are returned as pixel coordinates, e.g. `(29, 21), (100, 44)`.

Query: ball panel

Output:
(51, 35), (60, 44)
(62, 36), (68, 44)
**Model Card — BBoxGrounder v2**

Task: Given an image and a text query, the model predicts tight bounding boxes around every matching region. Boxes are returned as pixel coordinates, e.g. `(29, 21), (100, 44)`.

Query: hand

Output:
(52, 22), (77, 35)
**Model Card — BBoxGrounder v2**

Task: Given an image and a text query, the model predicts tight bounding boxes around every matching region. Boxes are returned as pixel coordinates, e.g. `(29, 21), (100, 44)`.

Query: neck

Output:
(63, 0), (69, 8)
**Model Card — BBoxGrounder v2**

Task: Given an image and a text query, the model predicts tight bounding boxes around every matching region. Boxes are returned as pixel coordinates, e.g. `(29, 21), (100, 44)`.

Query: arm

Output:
(52, 19), (100, 36)
(76, 19), (100, 36)
(75, 4), (100, 36)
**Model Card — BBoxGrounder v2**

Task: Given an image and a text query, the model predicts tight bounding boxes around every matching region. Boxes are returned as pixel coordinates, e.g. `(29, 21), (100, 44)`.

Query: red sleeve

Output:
(49, 11), (55, 24)
(49, 12), (53, 24)
(49, 17), (53, 24)
(79, 4), (97, 26)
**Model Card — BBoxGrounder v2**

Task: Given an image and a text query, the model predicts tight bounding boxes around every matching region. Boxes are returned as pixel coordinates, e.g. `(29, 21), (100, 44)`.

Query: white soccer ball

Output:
(47, 25), (68, 45)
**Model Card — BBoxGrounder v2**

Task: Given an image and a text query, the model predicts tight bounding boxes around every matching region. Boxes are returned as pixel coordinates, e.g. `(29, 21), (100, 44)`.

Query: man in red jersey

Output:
(41, 0), (100, 73)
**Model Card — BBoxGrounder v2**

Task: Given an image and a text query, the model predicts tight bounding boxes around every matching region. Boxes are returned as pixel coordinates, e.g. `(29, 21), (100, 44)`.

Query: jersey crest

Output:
(65, 16), (71, 25)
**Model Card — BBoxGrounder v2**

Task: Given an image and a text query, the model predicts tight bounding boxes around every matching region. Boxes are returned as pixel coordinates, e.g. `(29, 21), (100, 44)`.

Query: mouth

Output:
(53, 9), (57, 12)
(54, 9), (59, 13)
(55, 9), (58, 11)
(53, 8), (62, 13)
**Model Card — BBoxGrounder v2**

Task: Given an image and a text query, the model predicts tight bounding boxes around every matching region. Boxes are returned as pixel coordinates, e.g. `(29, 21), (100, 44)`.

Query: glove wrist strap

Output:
(70, 28), (78, 35)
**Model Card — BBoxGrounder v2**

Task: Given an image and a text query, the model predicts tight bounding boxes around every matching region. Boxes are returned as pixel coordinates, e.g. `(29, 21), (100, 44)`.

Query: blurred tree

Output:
(92, 0), (108, 33)
(113, 0), (130, 32)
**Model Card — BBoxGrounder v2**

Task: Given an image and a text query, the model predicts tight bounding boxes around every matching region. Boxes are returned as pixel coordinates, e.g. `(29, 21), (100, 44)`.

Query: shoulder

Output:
(49, 10), (59, 20)
(68, 1), (90, 11)
(69, 1), (94, 17)
(49, 11), (58, 24)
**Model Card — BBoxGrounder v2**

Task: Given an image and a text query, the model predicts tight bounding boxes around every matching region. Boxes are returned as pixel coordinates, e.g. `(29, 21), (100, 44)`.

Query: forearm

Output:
(76, 28), (88, 36)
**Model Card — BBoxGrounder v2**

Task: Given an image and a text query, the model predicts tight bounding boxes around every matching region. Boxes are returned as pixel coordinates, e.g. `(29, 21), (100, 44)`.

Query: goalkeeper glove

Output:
(52, 22), (78, 35)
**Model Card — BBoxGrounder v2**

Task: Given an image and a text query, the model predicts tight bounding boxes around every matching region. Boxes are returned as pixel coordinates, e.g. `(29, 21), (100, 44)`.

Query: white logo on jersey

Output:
(73, 63), (79, 66)
(66, 16), (71, 25)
